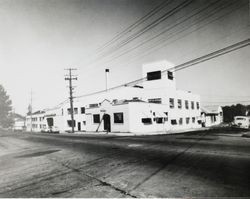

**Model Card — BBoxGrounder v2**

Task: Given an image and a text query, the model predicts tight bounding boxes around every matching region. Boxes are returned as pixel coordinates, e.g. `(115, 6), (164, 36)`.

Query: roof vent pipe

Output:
(105, 69), (109, 91)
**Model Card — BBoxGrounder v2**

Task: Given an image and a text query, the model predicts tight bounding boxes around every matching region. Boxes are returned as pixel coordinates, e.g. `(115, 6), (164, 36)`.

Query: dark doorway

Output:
(78, 122), (81, 131)
(103, 114), (111, 132)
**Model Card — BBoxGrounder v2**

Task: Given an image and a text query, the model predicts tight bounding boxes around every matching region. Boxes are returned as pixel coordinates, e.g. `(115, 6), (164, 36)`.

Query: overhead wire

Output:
(98, 0), (193, 58)
(93, 0), (242, 68)
(75, 39), (249, 99)
(95, 0), (172, 52)
(80, 0), (192, 69)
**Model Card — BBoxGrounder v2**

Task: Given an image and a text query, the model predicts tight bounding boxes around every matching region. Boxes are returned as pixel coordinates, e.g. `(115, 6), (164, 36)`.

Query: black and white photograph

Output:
(0, 0), (249, 197)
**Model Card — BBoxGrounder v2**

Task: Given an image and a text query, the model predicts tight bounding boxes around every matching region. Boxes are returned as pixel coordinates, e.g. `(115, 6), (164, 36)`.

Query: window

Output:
(169, 98), (174, 108)
(67, 108), (71, 115)
(93, 114), (100, 123)
(83, 121), (86, 125)
(185, 100), (189, 109)
(89, 103), (99, 108)
(192, 117), (195, 123)
(168, 71), (174, 80)
(156, 117), (163, 124)
(148, 98), (162, 104)
(147, 71), (161, 81)
(114, 112), (124, 123)
(171, 119), (177, 125)
(67, 120), (76, 127)
(81, 107), (85, 114)
(61, 109), (64, 116)
(186, 117), (190, 124)
(179, 118), (183, 125)
(74, 108), (78, 114)
(164, 112), (168, 121)
(191, 101), (194, 109)
(196, 102), (200, 109)
(142, 118), (152, 124)
(178, 99), (182, 109)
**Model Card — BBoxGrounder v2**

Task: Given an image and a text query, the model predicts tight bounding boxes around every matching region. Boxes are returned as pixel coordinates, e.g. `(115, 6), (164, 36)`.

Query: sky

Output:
(0, 0), (249, 115)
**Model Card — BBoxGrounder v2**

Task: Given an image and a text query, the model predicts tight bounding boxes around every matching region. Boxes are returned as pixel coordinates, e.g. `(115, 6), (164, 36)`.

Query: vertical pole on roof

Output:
(105, 69), (109, 91)
(65, 68), (77, 133)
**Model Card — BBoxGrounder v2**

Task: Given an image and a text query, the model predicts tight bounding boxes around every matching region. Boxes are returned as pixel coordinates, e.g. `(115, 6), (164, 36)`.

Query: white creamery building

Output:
(27, 60), (201, 134)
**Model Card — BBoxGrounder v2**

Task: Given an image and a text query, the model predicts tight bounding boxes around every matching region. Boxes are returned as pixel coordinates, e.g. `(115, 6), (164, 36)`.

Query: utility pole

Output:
(64, 68), (77, 133)
(30, 90), (33, 132)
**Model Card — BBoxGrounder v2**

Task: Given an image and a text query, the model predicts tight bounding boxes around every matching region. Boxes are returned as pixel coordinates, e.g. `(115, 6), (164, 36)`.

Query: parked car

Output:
(232, 116), (250, 129)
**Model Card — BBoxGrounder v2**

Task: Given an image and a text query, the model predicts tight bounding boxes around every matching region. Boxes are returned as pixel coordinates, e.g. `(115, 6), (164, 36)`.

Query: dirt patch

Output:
(15, 149), (60, 158)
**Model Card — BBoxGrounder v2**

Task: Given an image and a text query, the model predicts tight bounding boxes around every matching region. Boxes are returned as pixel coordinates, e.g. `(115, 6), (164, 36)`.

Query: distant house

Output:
(13, 113), (25, 131)
(26, 110), (46, 132)
(201, 105), (223, 127)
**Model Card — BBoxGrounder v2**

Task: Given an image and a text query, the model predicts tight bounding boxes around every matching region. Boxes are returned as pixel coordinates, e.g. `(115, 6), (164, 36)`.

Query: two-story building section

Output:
(26, 110), (46, 132)
(39, 60), (202, 134)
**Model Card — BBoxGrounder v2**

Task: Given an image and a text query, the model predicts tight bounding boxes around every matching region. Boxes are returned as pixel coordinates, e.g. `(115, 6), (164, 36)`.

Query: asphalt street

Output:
(0, 128), (250, 198)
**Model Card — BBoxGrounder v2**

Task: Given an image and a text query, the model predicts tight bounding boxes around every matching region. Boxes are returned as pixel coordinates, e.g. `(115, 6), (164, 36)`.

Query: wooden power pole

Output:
(65, 68), (77, 133)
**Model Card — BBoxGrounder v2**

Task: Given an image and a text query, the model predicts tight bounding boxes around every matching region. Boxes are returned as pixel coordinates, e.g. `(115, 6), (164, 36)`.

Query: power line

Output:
(80, 0), (193, 69)
(75, 39), (249, 99)
(83, 0), (239, 72)
(96, 0), (172, 52)
(92, 0), (240, 68)
(99, 0), (193, 58)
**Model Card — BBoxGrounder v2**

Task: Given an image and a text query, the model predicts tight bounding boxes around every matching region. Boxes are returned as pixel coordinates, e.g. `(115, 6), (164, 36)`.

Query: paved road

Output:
(0, 129), (250, 198)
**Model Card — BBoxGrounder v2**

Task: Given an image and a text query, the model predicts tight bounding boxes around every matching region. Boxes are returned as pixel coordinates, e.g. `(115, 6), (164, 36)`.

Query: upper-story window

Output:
(169, 98), (174, 109)
(196, 102), (200, 109)
(74, 108), (78, 114)
(148, 98), (162, 104)
(147, 71), (161, 81)
(179, 118), (183, 125)
(177, 99), (182, 109)
(81, 107), (85, 114)
(168, 71), (174, 80)
(191, 101), (194, 109)
(185, 100), (189, 109)
(67, 108), (71, 115)
(89, 103), (99, 108)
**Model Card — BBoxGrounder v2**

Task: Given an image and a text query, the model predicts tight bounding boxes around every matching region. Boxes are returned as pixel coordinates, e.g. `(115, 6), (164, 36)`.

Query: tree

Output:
(222, 104), (250, 123)
(0, 84), (14, 128)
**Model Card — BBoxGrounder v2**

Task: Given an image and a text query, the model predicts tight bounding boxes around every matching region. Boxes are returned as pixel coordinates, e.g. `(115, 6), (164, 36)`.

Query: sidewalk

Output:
(60, 127), (211, 137)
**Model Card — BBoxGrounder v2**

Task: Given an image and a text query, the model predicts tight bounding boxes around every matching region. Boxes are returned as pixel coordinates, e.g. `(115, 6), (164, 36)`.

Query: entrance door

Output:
(103, 114), (111, 132)
(78, 122), (81, 131)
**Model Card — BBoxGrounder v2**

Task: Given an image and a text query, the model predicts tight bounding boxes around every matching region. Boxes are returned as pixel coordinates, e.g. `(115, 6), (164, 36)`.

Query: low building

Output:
(85, 99), (169, 134)
(26, 110), (46, 132)
(201, 105), (223, 127)
(12, 113), (25, 131)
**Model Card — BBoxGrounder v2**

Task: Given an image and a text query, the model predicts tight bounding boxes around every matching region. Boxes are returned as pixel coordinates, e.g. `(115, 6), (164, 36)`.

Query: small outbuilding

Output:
(201, 105), (223, 127)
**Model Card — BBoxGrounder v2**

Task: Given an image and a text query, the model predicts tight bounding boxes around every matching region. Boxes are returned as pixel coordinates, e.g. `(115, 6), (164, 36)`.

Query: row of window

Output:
(26, 117), (44, 122)
(169, 98), (199, 110)
(67, 120), (86, 127)
(93, 113), (124, 124)
(171, 117), (196, 125)
(67, 107), (85, 115)
(31, 124), (46, 128)
(147, 70), (173, 81)
(141, 117), (168, 124)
